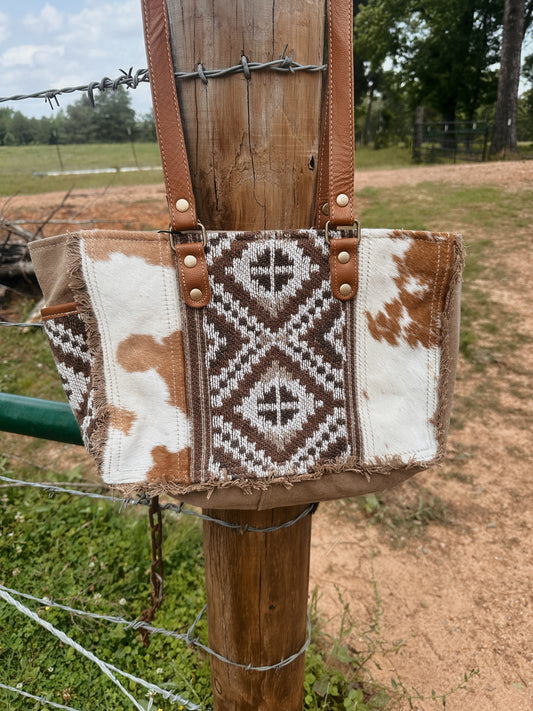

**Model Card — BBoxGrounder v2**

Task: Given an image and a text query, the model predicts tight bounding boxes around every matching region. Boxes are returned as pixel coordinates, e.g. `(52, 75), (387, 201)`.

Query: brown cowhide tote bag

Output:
(29, 0), (464, 510)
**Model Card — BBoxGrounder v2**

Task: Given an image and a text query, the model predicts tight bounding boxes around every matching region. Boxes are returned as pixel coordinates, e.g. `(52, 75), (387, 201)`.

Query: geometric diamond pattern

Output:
(234, 360), (321, 449)
(199, 230), (350, 479)
(44, 312), (96, 450)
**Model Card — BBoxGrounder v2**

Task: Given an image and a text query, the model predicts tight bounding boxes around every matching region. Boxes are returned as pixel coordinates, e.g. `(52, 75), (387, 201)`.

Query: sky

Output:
(0, 0), (153, 119)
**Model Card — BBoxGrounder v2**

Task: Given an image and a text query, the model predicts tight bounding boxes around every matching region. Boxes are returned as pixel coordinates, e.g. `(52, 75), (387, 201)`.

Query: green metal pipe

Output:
(0, 393), (83, 446)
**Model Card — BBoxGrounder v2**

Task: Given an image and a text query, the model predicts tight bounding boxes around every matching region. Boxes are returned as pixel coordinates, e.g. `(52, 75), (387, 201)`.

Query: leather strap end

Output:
(328, 200), (354, 228)
(174, 241), (212, 308)
(329, 235), (358, 301)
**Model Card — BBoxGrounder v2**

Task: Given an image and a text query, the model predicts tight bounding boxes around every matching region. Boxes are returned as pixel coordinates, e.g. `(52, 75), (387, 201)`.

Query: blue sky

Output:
(0, 1), (153, 118)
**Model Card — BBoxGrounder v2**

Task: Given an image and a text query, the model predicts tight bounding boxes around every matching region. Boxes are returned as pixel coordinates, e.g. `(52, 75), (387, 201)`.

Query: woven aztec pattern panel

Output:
(43, 311), (96, 450)
(181, 230), (350, 483)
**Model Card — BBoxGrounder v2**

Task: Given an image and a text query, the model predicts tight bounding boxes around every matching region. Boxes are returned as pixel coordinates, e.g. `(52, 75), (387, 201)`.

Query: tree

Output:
(92, 87), (136, 142)
(354, 0), (412, 143)
(0, 108), (14, 145)
(62, 98), (97, 143)
(60, 86), (135, 143)
(490, 0), (533, 154)
(518, 53), (533, 142)
(10, 111), (35, 145)
(135, 111), (157, 142)
(355, 0), (504, 133)
(404, 0), (503, 124)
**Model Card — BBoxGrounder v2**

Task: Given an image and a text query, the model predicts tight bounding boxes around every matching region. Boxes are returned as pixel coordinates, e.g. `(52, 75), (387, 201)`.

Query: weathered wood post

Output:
(166, 1), (326, 707)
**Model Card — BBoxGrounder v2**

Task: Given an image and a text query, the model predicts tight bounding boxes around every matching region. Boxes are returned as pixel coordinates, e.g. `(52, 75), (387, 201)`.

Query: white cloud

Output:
(1, 44), (65, 70)
(23, 4), (64, 34)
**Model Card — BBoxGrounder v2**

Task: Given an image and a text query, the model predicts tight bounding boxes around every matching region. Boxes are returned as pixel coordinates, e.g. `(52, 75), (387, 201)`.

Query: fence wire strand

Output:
(0, 473), (318, 534)
(0, 582), (312, 675)
(0, 54), (326, 107)
(0, 587), (194, 711)
(0, 683), (83, 711)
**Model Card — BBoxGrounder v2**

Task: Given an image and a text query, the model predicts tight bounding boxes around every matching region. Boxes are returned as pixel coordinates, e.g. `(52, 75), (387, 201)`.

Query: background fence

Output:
(412, 121), (492, 164)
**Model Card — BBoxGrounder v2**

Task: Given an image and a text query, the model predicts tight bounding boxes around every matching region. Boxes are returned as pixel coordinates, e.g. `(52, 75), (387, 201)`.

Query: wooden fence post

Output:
(166, 1), (326, 707)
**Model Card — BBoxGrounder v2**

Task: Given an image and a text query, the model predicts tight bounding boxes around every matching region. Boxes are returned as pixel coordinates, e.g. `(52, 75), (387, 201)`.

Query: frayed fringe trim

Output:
(433, 233), (465, 459)
(111, 452), (442, 501)
(66, 233), (111, 473)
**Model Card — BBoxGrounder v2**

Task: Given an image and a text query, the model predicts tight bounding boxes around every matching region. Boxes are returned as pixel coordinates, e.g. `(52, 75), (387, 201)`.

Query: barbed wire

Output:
(0, 473), (314, 703)
(0, 321), (44, 327)
(0, 583), (312, 674)
(0, 54), (326, 108)
(0, 587), (202, 711)
(0, 683), (83, 711)
(0, 472), (318, 533)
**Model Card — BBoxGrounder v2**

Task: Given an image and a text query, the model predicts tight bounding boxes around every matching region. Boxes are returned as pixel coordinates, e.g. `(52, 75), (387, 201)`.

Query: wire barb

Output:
(0, 56), (326, 106)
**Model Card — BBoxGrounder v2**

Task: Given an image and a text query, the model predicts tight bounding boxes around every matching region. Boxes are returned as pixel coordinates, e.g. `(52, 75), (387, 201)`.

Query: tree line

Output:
(0, 88), (155, 147)
(1, 0), (533, 155)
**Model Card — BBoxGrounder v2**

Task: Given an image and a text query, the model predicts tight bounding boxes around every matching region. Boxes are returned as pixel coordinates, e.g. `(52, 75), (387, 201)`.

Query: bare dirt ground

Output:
(2, 159), (532, 710)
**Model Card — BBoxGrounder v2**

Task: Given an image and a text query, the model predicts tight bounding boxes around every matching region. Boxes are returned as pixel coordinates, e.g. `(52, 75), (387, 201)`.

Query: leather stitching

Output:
(160, 0), (196, 226)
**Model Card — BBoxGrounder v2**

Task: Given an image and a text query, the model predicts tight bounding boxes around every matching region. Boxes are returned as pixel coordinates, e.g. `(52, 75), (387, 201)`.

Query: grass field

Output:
(0, 143), (417, 196)
(1, 157), (531, 708)
(0, 143), (163, 195)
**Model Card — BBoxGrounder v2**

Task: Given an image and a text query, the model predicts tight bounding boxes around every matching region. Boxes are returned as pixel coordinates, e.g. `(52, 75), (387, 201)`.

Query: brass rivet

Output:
(339, 283), (352, 296)
(336, 193), (349, 207)
(321, 202), (330, 216)
(190, 288), (203, 301)
(184, 255), (197, 268)
(176, 198), (190, 212)
(338, 251), (350, 264)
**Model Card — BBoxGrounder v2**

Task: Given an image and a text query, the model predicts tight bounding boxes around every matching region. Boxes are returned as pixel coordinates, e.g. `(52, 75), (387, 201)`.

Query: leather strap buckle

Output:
(169, 221), (208, 250)
(325, 218), (360, 246)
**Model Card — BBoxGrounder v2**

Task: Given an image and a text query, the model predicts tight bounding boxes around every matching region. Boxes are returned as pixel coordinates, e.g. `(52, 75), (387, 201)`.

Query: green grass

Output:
(0, 143), (163, 195)
(0, 467), (211, 710)
(0, 455), (476, 710)
(0, 456), (410, 711)
(0, 302), (65, 402)
(0, 143), (414, 196)
(2, 142), (531, 196)
(355, 145), (413, 170)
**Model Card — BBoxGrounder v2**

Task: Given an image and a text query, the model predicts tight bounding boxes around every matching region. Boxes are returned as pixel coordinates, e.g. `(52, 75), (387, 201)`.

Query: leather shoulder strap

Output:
(142, 0), (354, 232)
(316, 0), (355, 228)
(141, 0), (197, 231)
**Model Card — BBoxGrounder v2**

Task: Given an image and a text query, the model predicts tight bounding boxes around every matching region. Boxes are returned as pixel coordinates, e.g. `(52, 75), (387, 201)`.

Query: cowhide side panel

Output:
(78, 232), (191, 486)
(354, 229), (453, 465)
